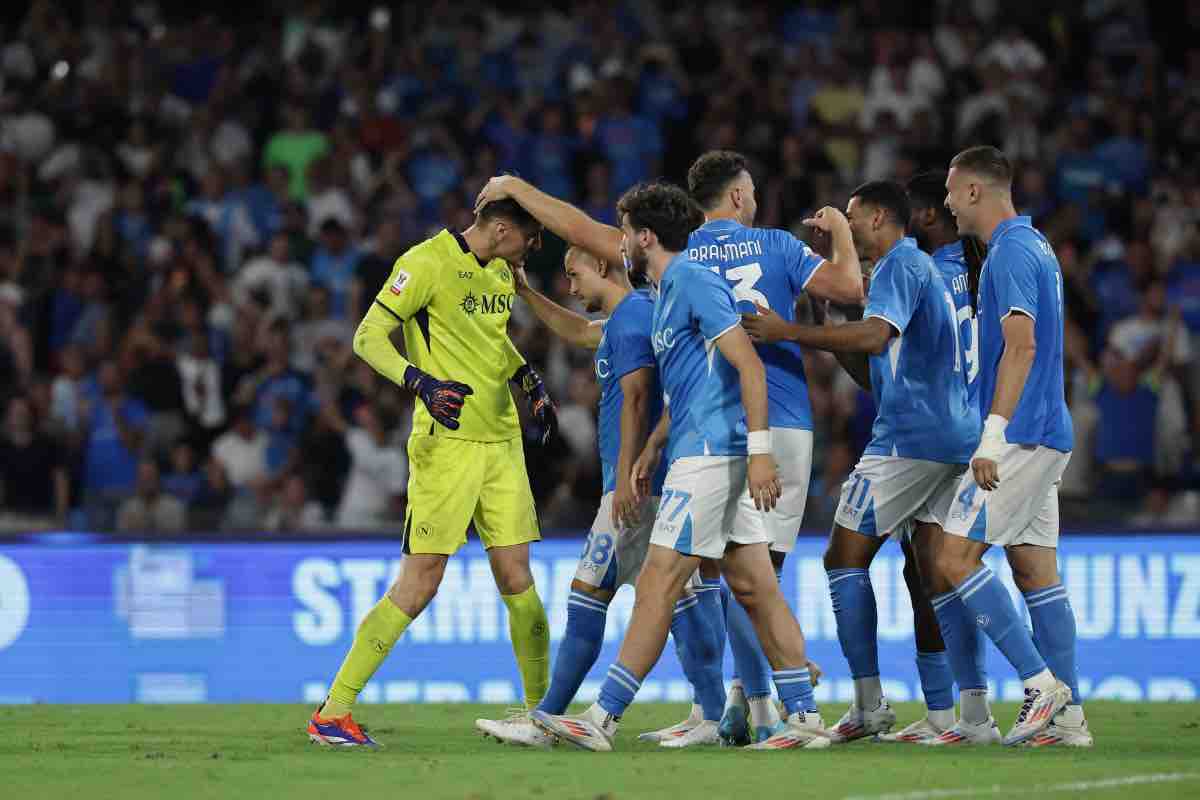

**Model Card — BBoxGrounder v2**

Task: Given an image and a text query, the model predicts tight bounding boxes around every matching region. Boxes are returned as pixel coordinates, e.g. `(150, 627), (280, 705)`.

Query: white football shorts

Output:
(574, 493), (660, 591)
(834, 454), (966, 538)
(649, 455), (770, 560)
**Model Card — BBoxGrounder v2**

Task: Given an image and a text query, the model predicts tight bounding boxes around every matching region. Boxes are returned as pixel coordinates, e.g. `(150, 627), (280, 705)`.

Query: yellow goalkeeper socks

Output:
(320, 596), (412, 719)
(502, 585), (550, 710)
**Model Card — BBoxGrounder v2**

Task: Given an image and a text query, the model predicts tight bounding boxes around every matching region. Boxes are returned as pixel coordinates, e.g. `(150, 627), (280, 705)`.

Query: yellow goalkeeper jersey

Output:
(371, 229), (526, 442)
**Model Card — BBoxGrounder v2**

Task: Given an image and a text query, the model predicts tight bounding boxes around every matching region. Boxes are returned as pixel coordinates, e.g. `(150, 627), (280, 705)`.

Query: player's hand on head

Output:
(741, 302), (789, 343)
(514, 364), (556, 447)
(474, 175), (518, 214)
(404, 365), (474, 430)
(747, 453), (781, 512)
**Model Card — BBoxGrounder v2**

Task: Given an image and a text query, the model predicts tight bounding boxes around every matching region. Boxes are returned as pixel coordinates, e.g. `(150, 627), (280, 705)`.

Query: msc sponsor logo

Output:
(595, 358), (611, 380)
(461, 292), (515, 315)
(652, 327), (676, 354)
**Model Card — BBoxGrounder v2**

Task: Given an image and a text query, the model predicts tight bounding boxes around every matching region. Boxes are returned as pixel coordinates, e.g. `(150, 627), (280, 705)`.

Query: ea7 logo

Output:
(458, 271), (473, 279)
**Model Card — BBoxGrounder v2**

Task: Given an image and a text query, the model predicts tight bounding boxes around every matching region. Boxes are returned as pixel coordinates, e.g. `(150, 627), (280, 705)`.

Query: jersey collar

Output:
(932, 240), (964, 262)
(988, 216), (1032, 248)
(700, 218), (743, 232)
(450, 229), (489, 268)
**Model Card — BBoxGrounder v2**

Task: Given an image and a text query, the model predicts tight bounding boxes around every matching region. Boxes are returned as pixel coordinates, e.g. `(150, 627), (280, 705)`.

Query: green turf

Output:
(4, 702), (1199, 800)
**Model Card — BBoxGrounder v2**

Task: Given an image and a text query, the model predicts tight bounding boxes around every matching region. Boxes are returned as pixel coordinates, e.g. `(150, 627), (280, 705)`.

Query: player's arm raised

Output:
(475, 175), (624, 268)
(512, 265), (603, 349)
(802, 206), (865, 306)
(714, 325), (781, 512)
(356, 261), (474, 431)
(612, 366), (654, 529)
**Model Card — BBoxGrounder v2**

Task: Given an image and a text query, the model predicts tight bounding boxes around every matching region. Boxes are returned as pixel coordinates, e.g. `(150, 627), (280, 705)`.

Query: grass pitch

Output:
(5, 702), (1199, 800)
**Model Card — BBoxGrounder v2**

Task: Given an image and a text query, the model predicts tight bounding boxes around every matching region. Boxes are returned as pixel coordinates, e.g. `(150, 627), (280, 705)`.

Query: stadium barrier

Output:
(0, 534), (1197, 704)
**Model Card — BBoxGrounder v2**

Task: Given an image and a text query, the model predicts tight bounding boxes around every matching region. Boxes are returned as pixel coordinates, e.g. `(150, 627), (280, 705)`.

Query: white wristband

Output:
(982, 414), (1009, 442)
(747, 430), (771, 455)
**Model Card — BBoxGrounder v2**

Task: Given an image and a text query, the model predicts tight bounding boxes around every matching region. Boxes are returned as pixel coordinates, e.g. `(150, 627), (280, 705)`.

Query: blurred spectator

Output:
(232, 232), (309, 320)
(211, 405), (268, 530)
(264, 474), (327, 532)
(238, 318), (314, 435)
(116, 459), (187, 534)
(49, 343), (87, 435)
(162, 441), (204, 506)
(310, 218), (362, 320)
(263, 103), (329, 200)
(323, 402), (407, 530)
(81, 361), (149, 529)
(0, 395), (68, 523)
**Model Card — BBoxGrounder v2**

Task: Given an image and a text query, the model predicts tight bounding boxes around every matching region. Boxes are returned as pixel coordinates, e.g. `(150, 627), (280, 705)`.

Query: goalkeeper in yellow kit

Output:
(307, 199), (557, 748)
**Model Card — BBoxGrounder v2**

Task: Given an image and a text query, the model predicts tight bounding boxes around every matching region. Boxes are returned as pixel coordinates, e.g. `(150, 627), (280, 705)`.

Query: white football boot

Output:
(1003, 680), (1072, 746)
(475, 709), (555, 749)
(638, 703), (703, 743)
(828, 700), (897, 743)
(659, 719), (720, 749)
(531, 704), (618, 752)
(1025, 707), (1094, 748)
(744, 711), (831, 750)
(877, 715), (950, 743)
(923, 716), (1002, 746)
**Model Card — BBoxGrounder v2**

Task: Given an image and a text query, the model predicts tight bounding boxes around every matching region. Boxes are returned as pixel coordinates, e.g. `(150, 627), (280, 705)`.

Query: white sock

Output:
(959, 689), (991, 725)
(1023, 668), (1056, 692)
(724, 681), (745, 710)
(748, 695), (781, 729)
(1057, 704), (1085, 725)
(854, 676), (883, 710)
(928, 707), (956, 731)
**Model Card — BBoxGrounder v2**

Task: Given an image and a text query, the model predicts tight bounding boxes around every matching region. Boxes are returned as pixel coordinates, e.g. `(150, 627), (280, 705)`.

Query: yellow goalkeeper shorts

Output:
(403, 433), (540, 555)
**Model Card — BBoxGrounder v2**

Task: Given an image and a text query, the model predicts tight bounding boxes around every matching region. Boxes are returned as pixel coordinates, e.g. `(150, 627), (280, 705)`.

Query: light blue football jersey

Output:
(976, 216), (1074, 453)
(595, 289), (666, 495)
(686, 219), (825, 430)
(651, 254), (748, 462)
(862, 237), (980, 463)
(931, 240), (981, 411)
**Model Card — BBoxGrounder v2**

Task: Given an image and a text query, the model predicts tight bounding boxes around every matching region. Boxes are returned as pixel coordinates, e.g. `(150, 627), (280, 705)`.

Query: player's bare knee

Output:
(1006, 546), (1060, 593)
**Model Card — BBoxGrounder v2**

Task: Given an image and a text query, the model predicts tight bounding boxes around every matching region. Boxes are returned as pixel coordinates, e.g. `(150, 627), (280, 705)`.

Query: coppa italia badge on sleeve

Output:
(389, 270), (411, 295)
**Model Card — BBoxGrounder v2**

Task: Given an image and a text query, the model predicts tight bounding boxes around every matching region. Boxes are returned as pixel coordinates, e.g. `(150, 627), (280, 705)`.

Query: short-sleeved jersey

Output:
(652, 255), (748, 462)
(977, 217), (1074, 453)
(596, 290), (666, 495)
(371, 229), (525, 442)
(863, 237), (979, 463)
(686, 219), (825, 430)
(931, 240), (981, 410)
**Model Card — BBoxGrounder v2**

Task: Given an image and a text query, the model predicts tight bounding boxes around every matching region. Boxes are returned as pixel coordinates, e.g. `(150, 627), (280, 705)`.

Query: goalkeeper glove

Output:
(404, 365), (473, 430)
(513, 364), (557, 447)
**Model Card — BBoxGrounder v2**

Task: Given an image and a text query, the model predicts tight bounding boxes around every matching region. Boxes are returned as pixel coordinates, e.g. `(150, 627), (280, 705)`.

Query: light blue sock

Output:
(954, 566), (1046, 681)
(720, 583), (741, 686)
(725, 587), (773, 698)
(694, 579), (728, 717)
(1025, 584), (1081, 704)
(597, 662), (641, 718)
(671, 593), (725, 720)
(827, 568), (879, 680)
(915, 651), (955, 712)
(930, 590), (988, 691)
(773, 667), (817, 715)
(537, 590), (607, 714)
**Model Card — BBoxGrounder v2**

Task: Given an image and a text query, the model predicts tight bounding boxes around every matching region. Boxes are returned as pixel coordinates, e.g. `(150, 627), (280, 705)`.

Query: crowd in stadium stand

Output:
(1, 0), (1199, 533)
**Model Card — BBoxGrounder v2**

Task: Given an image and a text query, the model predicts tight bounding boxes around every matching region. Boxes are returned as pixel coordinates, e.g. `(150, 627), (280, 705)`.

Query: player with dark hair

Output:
(475, 240), (727, 749)
(306, 198), (556, 748)
(742, 179), (984, 745)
